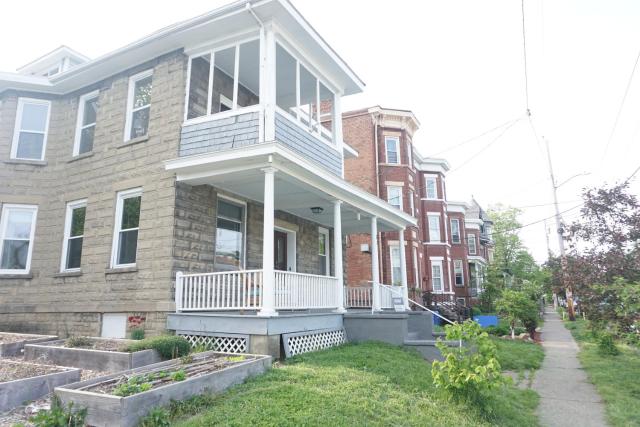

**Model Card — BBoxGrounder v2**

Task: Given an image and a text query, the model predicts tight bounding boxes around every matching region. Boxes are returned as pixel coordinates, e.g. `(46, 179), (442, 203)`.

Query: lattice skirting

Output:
(283, 328), (347, 357)
(179, 333), (248, 354)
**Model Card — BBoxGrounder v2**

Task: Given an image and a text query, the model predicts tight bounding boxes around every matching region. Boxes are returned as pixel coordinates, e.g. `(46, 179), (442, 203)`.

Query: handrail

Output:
(379, 284), (454, 325)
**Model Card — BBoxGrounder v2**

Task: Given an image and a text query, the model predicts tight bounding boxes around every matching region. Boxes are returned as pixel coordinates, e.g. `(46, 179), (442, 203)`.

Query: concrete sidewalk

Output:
(531, 308), (607, 427)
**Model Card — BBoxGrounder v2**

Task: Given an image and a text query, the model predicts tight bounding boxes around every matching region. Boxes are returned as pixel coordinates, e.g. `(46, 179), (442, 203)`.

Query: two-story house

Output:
(0, 0), (416, 358)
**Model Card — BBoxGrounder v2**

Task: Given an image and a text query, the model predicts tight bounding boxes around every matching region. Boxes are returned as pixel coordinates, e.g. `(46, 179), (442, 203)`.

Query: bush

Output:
(31, 400), (87, 427)
(131, 327), (145, 340)
(486, 324), (511, 337)
(124, 335), (191, 359)
(139, 407), (171, 427)
(597, 333), (620, 356)
(65, 336), (93, 348)
(431, 320), (505, 404)
(496, 290), (539, 339)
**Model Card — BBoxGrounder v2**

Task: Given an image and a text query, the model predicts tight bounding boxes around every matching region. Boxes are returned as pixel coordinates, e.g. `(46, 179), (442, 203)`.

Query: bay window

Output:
(425, 176), (437, 199)
(11, 98), (51, 161)
(387, 186), (402, 210)
(468, 234), (477, 255)
(0, 205), (38, 274)
(428, 214), (441, 243)
(451, 219), (461, 244)
(385, 136), (399, 164)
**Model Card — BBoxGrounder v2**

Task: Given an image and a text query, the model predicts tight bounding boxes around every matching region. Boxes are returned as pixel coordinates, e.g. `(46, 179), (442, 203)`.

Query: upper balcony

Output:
(178, 13), (363, 177)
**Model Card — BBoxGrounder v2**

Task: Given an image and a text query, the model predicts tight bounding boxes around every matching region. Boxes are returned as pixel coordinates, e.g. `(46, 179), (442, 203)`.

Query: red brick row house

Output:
(342, 106), (493, 308)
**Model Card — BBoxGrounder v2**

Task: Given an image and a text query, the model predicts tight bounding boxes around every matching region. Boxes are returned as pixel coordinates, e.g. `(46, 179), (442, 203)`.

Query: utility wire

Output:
(490, 203), (583, 237)
(625, 164), (640, 183)
(521, 0), (531, 114)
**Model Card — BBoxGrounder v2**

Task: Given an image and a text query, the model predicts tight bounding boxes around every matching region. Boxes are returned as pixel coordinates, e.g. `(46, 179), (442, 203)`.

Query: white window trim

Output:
(384, 136), (400, 164)
(389, 244), (401, 286)
(468, 234), (477, 255)
(73, 91), (99, 156)
(427, 213), (441, 243)
(454, 259), (464, 286)
(451, 218), (461, 244)
(412, 247), (419, 288)
(110, 188), (142, 268)
(124, 70), (153, 142)
(10, 98), (51, 161)
(60, 199), (87, 272)
(0, 204), (38, 275)
(318, 227), (331, 276)
(409, 190), (415, 216)
(215, 194), (248, 270)
(387, 185), (403, 210)
(407, 142), (413, 168)
(431, 259), (443, 293)
(425, 176), (437, 199)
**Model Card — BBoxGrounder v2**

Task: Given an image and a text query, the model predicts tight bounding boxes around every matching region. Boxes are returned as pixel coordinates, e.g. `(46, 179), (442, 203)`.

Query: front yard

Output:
(565, 319), (640, 427)
(143, 341), (540, 427)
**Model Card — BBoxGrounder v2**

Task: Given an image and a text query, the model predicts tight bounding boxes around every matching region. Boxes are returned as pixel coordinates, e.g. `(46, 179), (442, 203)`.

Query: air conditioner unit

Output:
(360, 243), (370, 253)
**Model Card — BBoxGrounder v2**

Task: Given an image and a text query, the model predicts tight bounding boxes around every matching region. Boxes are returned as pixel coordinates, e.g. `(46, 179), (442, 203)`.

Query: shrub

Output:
(486, 324), (511, 337)
(139, 407), (171, 427)
(431, 320), (505, 404)
(31, 400), (87, 427)
(131, 327), (145, 340)
(597, 333), (620, 356)
(65, 336), (93, 348)
(124, 335), (191, 359)
(496, 290), (539, 339)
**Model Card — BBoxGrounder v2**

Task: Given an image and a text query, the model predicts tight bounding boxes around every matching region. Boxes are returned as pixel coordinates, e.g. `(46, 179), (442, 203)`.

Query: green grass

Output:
(162, 342), (539, 427)
(565, 319), (640, 427)
(492, 337), (544, 372)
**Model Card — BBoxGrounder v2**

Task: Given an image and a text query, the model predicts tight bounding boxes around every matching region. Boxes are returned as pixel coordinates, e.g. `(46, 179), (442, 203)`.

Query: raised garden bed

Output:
(0, 360), (80, 412)
(0, 332), (58, 357)
(55, 350), (272, 427)
(24, 337), (162, 372)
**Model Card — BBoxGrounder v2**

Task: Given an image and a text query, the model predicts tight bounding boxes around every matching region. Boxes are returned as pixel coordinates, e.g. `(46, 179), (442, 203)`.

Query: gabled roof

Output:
(1, 0), (365, 96)
(17, 45), (90, 75)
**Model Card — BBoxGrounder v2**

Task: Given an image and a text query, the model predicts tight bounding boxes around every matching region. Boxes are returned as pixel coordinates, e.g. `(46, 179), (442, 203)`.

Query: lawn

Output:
(564, 319), (640, 427)
(492, 337), (544, 371)
(152, 342), (539, 427)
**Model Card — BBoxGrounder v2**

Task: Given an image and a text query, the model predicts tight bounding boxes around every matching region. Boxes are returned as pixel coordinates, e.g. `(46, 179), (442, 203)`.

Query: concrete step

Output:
(404, 339), (460, 361)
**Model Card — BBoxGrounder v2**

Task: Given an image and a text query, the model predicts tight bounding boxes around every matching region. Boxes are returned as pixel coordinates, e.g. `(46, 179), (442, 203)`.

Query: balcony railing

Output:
(274, 271), (340, 309)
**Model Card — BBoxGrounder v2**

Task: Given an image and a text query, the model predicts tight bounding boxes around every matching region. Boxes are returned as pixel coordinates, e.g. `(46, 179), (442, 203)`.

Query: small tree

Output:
(495, 290), (538, 339)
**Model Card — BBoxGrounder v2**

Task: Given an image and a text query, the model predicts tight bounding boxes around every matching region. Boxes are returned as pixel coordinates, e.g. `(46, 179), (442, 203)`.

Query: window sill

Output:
(0, 272), (33, 279)
(67, 152), (94, 163)
(105, 266), (138, 275)
(53, 270), (82, 278)
(119, 135), (149, 148)
(4, 159), (47, 166)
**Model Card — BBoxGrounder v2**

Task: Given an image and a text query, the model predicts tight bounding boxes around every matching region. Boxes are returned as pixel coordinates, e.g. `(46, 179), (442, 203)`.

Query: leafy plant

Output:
(225, 355), (246, 362)
(171, 369), (186, 381)
(131, 327), (145, 340)
(30, 400), (87, 427)
(139, 407), (171, 427)
(65, 336), (93, 348)
(495, 290), (539, 339)
(597, 333), (620, 356)
(124, 335), (191, 359)
(431, 320), (505, 404)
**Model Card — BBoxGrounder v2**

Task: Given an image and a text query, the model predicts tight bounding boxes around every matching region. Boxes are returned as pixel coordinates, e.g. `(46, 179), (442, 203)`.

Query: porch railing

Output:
(345, 286), (373, 308)
(274, 271), (340, 309)
(175, 270), (263, 311)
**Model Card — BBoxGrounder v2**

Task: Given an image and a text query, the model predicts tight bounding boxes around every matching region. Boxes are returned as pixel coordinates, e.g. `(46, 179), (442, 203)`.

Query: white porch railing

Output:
(175, 270), (263, 311)
(345, 286), (373, 308)
(274, 271), (340, 309)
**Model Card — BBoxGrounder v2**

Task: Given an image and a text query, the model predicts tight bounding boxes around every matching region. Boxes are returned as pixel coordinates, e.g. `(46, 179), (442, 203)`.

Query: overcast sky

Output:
(3, 0), (639, 262)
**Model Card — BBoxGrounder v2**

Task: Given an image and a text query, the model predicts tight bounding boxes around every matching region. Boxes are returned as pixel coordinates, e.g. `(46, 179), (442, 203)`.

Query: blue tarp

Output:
(473, 315), (499, 327)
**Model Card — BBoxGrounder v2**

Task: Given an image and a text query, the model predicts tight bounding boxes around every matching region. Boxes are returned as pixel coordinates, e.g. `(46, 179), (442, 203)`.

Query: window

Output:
(61, 200), (86, 272)
(428, 214), (441, 243)
(387, 186), (402, 210)
(407, 142), (413, 167)
(454, 259), (464, 287)
(73, 91), (99, 155)
(318, 227), (330, 275)
(412, 247), (419, 287)
(468, 234), (477, 255)
(409, 190), (415, 216)
(431, 261), (443, 292)
(215, 198), (245, 271)
(11, 98), (51, 160)
(0, 204), (38, 274)
(276, 44), (335, 142)
(124, 70), (152, 141)
(425, 177), (437, 199)
(485, 224), (493, 240)
(451, 219), (461, 244)
(457, 298), (466, 307)
(390, 245), (401, 285)
(111, 189), (142, 267)
(385, 136), (400, 164)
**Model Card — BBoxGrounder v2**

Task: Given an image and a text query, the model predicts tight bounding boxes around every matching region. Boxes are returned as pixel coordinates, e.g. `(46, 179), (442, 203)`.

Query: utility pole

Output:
(544, 220), (558, 309)
(544, 137), (575, 320)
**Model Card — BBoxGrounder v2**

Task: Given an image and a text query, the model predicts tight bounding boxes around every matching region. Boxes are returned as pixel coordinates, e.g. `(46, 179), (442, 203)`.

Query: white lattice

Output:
(286, 329), (346, 357)
(180, 334), (247, 353)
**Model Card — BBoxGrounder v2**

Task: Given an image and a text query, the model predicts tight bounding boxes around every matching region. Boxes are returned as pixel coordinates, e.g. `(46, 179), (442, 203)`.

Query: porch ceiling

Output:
(166, 144), (416, 234)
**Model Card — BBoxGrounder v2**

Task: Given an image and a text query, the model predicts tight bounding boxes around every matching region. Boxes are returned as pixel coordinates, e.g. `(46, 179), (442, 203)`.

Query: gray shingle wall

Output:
(179, 111), (260, 156)
(274, 112), (342, 176)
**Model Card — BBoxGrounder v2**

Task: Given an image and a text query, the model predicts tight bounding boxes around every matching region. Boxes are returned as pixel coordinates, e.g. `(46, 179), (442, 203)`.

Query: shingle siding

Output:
(179, 111), (260, 157)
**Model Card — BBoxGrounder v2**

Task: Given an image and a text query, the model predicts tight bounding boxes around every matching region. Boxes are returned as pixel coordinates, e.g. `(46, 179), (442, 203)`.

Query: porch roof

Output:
(165, 142), (417, 234)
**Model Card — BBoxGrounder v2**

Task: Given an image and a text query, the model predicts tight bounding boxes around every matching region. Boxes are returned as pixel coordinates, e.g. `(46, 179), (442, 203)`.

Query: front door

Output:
(274, 230), (288, 271)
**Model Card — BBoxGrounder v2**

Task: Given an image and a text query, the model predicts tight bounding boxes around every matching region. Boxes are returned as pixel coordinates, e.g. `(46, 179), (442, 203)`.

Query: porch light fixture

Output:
(310, 206), (324, 214)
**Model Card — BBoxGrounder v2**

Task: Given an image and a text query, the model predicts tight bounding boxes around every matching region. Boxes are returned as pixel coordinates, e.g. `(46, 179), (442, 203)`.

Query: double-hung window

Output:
(468, 234), (477, 255)
(215, 198), (245, 271)
(0, 205), (38, 274)
(431, 261), (443, 292)
(425, 176), (437, 199)
(390, 245), (401, 286)
(318, 227), (330, 275)
(409, 190), (415, 216)
(385, 136), (400, 164)
(73, 91), (99, 155)
(11, 98), (51, 161)
(124, 70), (153, 141)
(428, 214), (441, 243)
(451, 219), (461, 244)
(454, 260), (464, 287)
(412, 247), (419, 287)
(61, 200), (86, 271)
(387, 186), (403, 210)
(111, 189), (142, 267)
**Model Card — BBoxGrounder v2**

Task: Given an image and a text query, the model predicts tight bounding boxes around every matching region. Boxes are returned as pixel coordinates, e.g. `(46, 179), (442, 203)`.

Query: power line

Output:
(494, 200), (582, 210)
(625, 164), (640, 183)
(521, 0), (531, 113)
(491, 203), (583, 237)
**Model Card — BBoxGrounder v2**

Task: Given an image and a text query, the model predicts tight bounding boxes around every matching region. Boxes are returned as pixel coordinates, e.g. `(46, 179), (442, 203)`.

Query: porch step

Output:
(403, 339), (460, 361)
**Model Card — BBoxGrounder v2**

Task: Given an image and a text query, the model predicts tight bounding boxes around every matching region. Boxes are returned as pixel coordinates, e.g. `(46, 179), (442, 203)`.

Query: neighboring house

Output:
(0, 0), (415, 357)
(463, 198), (494, 303)
(342, 106), (493, 308)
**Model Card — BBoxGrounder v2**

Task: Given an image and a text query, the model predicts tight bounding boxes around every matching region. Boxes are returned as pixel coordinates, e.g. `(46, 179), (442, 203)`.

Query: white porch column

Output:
(371, 216), (381, 312)
(334, 200), (346, 313)
(259, 167), (277, 316)
(398, 228), (410, 309)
